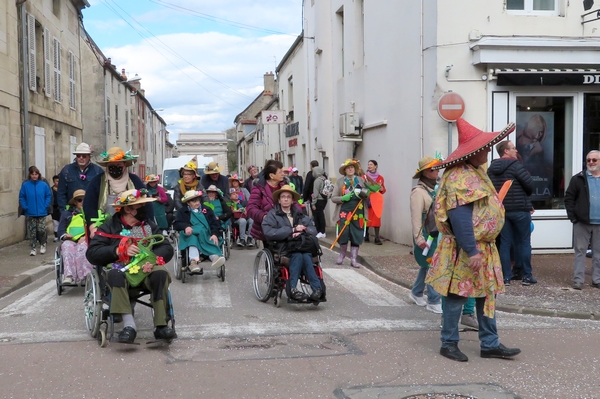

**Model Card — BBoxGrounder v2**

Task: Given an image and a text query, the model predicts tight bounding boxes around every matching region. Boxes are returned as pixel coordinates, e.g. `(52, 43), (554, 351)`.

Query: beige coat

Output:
(410, 181), (434, 247)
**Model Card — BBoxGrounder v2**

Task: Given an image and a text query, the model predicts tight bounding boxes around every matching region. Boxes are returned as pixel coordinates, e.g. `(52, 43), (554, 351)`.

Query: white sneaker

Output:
(62, 276), (74, 285)
(29, 248), (36, 256)
(209, 255), (225, 270)
(40, 244), (46, 254)
(409, 292), (427, 306)
(316, 232), (326, 239)
(189, 259), (201, 273)
(426, 303), (443, 314)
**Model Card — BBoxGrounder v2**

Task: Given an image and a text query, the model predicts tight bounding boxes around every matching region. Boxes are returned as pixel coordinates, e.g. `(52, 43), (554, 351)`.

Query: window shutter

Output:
(68, 51), (76, 109)
(53, 37), (62, 103)
(27, 14), (36, 91)
(43, 28), (51, 97)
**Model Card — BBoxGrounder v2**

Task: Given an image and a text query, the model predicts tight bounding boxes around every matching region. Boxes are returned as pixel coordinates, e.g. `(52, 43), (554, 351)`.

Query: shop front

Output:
(489, 69), (600, 252)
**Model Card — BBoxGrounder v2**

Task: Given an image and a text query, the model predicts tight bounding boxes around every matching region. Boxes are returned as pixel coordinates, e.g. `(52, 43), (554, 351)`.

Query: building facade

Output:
(176, 132), (229, 175)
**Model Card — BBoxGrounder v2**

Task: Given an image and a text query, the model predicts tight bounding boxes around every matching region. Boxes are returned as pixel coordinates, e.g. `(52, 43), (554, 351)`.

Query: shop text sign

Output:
(498, 73), (600, 86)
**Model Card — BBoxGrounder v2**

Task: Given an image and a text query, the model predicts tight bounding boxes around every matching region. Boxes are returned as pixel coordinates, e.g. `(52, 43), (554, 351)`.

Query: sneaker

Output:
(592, 282), (600, 289)
(522, 277), (537, 286)
(29, 248), (36, 256)
(316, 232), (326, 239)
(426, 303), (443, 314)
(118, 326), (137, 344)
(154, 326), (176, 340)
(310, 288), (323, 301)
(586, 249), (593, 258)
(189, 259), (201, 273)
(53, 237), (59, 243)
(460, 313), (479, 330)
(573, 282), (583, 290)
(409, 292), (427, 307)
(209, 255), (225, 270)
(40, 244), (46, 254)
(236, 238), (245, 247)
(503, 279), (511, 287)
(162, 230), (169, 236)
(247, 237), (255, 247)
(62, 276), (74, 285)
(290, 288), (308, 301)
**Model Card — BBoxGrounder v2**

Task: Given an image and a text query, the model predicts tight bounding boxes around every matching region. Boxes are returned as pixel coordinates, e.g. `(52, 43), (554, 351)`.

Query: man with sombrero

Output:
(201, 161), (230, 200)
(57, 142), (103, 212)
(83, 147), (153, 235)
(425, 118), (521, 362)
(86, 189), (175, 344)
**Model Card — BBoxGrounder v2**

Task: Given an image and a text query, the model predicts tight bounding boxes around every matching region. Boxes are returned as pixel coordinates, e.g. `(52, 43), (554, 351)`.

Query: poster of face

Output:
(515, 112), (554, 201)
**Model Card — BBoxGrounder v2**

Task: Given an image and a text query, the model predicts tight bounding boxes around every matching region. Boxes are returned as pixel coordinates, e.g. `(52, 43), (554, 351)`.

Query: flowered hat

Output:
(272, 184), (301, 202)
(68, 189), (85, 206)
(413, 156), (442, 179)
(179, 156), (199, 178)
(204, 161), (220, 175)
(338, 158), (363, 175)
(110, 188), (156, 208)
(145, 174), (160, 182)
(73, 143), (92, 155)
(181, 190), (203, 203)
(206, 185), (223, 197)
(97, 147), (138, 167)
(228, 173), (243, 184)
(431, 118), (515, 170)
(247, 165), (256, 173)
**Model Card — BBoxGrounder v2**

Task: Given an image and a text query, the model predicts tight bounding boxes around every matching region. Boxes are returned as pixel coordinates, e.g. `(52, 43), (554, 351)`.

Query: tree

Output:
(226, 127), (238, 174)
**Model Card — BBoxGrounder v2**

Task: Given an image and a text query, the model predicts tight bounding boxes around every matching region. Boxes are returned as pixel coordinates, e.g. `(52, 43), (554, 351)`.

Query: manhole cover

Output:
(404, 395), (476, 399)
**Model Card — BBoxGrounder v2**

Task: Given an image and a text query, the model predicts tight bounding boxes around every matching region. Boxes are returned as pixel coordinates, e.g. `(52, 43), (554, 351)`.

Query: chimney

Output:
(121, 68), (127, 80)
(264, 71), (275, 94)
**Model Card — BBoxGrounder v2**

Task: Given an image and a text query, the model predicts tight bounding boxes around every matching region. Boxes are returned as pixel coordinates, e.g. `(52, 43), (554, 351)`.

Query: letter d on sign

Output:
(583, 75), (595, 84)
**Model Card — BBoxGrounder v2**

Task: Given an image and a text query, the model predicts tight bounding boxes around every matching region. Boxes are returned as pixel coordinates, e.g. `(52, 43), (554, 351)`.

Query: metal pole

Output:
(447, 122), (453, 157)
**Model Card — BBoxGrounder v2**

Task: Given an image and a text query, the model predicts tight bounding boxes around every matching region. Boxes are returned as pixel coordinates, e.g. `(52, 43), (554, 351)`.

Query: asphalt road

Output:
(0, 246), (599, 398)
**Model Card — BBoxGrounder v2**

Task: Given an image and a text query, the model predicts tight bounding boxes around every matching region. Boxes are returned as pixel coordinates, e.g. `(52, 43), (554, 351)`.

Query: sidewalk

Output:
(319, 226), (600, 320)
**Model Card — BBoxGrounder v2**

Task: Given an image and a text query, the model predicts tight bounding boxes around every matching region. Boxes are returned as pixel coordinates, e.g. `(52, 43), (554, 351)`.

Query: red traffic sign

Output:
(438, 92), (465, 122)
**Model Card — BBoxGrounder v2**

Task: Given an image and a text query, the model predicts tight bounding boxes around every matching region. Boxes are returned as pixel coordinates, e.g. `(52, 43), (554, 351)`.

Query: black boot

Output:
(374, 227), (382, 245)
(364, 228), (370, 242)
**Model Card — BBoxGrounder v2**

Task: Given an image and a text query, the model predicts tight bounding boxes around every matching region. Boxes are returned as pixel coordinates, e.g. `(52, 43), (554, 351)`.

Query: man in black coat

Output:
(302, 160), (319, 205)
(488, 140), (536, 286)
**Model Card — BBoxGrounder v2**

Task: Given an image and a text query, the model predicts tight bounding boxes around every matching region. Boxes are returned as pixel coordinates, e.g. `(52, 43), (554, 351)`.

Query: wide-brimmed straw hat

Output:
(431, 118), (515, 170)
(68, 189), (85, 206)
(110, 189), (156, 207)
(228, 173), (243, 184)
(413, 156), (441, 179)
(272, 184), (301, 202)
(97, 147), (138, 167)
(73, 143), (92, 155)
(338, 158), (363, 175)
(145, 174), (160, 182)
(181, 190), (203, 203)
(179, 156), (199, 178)
(204, 161), (220, 175)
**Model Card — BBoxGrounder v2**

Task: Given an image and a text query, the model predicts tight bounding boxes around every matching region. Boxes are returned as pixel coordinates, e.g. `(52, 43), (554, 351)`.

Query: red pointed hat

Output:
(432, 118), (515, 170)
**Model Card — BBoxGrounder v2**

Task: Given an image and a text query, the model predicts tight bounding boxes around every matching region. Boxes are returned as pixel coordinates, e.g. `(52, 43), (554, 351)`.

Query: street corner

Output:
(335, 383), (520, 399)
(0, 264), (54, 300)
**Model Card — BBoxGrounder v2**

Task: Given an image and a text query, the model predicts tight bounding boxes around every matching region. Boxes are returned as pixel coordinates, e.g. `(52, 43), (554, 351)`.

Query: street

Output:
(0, 246), (599, 398)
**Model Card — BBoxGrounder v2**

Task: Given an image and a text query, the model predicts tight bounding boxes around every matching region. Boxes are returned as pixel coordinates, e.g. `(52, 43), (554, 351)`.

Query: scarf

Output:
(366, 170), (380, 181)
(107, 172), (129, 195)
(420, 176), (437, 190)
(179, 178), (198, 195)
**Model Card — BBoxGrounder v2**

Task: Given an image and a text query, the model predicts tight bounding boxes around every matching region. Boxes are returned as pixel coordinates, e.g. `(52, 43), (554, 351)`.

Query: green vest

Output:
(67, 213), (86, 241)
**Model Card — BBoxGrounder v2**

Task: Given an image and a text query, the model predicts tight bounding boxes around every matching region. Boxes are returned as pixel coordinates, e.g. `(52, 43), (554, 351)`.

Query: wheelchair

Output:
(252, 243), (326, 307)
(54, 245), (83, 296)
(83, 266), (176, 347)
(171, 231), (226, 283)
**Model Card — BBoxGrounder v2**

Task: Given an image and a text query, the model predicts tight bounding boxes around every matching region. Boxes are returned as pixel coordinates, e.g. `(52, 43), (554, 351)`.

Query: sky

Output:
(82, 0), (303, 141)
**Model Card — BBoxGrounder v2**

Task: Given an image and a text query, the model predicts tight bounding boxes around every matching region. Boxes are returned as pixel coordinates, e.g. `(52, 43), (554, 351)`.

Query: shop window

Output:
(515, 96), (573, 210)
(506, 0), (559, 15)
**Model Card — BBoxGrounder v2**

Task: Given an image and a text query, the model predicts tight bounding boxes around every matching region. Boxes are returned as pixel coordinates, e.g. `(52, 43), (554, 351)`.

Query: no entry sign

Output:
(438, 92), (465, 122)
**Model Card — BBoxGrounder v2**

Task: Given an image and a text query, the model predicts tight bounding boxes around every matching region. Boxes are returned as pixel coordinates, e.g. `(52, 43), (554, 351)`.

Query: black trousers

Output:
(313, 199), (327, 234)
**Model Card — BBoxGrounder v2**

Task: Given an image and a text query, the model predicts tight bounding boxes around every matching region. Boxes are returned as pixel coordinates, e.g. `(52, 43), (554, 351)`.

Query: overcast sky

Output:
(82, 0), (302, 141)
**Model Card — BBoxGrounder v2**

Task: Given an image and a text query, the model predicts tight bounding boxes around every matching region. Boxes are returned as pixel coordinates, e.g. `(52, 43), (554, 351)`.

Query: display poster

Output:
(515, 111), (555, 202)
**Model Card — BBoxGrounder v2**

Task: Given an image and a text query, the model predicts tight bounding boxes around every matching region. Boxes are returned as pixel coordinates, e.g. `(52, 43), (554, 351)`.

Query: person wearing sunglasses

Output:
(565, 150), (600, 290)
(56, 142), (103, 212)
(57, 189), (94, 285)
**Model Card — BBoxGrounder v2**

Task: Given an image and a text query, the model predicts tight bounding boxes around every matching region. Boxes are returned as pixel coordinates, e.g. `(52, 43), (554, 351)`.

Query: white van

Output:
(162, 155), (214, 197)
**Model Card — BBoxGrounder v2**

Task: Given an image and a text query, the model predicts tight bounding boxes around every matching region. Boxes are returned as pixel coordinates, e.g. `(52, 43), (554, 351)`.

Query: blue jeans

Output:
(411, 266), (441, 305)
(441, 294), (499, 350)
(499, 211), (533, 280)
(288, 252), (321, 291)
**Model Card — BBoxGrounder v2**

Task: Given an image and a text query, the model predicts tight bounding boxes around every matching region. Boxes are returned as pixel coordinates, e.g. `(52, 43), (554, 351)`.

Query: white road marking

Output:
(188, 279), (232, 308)
(0, 281), (55, 315)
(323, 268), (405, 306)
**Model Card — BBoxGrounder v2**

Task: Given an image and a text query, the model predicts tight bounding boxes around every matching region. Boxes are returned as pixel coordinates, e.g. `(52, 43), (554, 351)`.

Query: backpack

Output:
(319, 176), (335, 199)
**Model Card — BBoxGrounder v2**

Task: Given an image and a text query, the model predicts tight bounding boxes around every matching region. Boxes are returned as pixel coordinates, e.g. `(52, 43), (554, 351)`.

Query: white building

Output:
(176, 132), (230, 175)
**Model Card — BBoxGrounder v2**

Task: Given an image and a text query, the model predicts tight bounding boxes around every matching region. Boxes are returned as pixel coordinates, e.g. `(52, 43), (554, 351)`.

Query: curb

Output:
(0, 264), (54, 300)
(319, 237), (599, 322)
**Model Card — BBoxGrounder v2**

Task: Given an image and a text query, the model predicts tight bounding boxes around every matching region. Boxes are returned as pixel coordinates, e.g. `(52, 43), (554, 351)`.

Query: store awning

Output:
(493, 68), (600, 86)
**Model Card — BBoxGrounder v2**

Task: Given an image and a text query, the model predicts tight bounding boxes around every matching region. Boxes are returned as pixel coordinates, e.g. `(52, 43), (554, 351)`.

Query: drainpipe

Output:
(19, 0), (30, 178)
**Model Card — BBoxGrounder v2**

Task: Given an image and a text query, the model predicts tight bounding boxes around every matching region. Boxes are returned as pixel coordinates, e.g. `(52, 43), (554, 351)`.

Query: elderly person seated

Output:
(205, 185), (233, 227)
(57, 189), (94, 284)
(86, 189), (175, 344)
(173, 190), (226, 273)
(262, 185), (322, 302)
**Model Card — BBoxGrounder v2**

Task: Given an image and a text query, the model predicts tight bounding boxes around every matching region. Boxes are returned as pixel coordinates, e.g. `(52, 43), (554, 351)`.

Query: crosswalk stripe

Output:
(323, 268), (405, 306)
(186, 279), (233, 308)
(0, 281), (55, 315)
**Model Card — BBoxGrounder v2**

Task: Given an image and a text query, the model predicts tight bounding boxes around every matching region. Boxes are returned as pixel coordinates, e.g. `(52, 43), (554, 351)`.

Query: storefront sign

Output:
(262, 110), (284, 124)
(288, 138), (297, 147)
(498, 73), (600, 86)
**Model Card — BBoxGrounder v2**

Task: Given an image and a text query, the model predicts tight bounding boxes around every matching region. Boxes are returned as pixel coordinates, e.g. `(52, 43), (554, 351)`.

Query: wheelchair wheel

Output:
(83, 270), (103, 338)
(222, 236), (230, 260)
(172, 234), (182, 280)
(98, 329), (107, 347)
(54, 247), (62, 296)
(253, 249), (275, 302)
(218, 265), (225, 282)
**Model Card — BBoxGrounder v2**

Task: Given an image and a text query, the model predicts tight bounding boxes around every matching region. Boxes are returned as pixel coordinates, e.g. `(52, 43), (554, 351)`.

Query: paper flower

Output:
(128, 264), (141, 274)
(156, 256), (165, 265)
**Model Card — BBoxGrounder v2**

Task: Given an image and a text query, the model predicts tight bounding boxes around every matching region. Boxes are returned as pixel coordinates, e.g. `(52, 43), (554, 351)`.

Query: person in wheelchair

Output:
(86, 189), (175, 344)
(204, 185), (233, 226)
(262, 185), (322, 302)
(227, 189), (254, 247)
(57, 189), (94, 284)
(174, 190), (226, 273)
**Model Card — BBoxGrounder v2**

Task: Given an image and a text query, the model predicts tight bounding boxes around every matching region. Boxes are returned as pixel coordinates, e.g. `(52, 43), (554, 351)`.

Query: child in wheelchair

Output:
(57, 189), (94, 284)
(173, 190), (226, 272)
(227, 189), (254, 247)
(85, 189), (176, 344)
(262, 184), (323, 302)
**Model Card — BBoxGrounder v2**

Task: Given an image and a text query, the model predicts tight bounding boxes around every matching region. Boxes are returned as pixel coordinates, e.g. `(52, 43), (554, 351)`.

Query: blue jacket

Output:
(19, 179), (52, 217)
(57, 161), (103, 211)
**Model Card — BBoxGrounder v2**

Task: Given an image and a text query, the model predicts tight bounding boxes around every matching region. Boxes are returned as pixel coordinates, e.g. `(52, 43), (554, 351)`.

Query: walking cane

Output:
(330, 200), (363, 250)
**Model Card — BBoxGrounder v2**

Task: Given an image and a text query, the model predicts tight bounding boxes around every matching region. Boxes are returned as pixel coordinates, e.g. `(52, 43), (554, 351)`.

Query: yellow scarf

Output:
(179, 178), (198, 195)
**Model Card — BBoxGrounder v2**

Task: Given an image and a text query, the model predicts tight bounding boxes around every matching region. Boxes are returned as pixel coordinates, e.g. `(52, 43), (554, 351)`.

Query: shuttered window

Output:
(27, 14), (36, 91)
(53, 37), (62, 103)
(68, 51), (75, 109)
(43, 28), (51, 97)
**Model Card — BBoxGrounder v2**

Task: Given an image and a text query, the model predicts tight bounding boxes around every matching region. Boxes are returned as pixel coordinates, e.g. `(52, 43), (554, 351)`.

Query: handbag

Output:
(285, 232), (322, 256)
